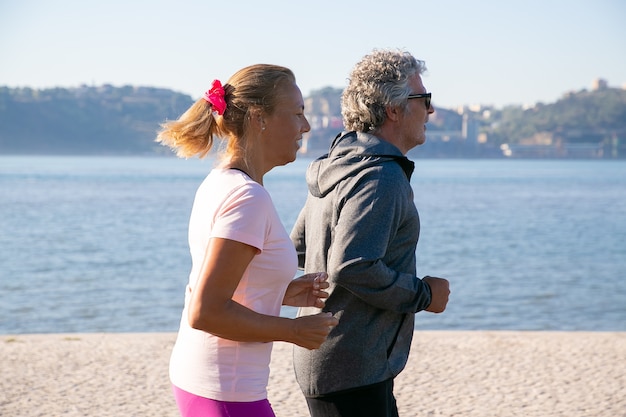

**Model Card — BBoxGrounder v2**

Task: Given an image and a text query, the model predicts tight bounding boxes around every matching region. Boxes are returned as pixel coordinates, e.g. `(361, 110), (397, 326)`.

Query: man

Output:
(290, 49), (451, 417)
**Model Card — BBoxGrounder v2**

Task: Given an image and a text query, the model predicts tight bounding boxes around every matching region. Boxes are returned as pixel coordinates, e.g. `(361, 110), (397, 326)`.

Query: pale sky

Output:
(1, 0), (625, 109)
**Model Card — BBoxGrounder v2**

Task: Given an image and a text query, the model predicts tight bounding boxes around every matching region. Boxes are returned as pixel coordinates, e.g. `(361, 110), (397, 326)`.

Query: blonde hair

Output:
(156, 64), (296, 159)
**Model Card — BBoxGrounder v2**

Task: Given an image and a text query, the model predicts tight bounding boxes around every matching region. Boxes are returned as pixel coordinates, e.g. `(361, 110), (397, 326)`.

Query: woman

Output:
(157, 64), (338, 417)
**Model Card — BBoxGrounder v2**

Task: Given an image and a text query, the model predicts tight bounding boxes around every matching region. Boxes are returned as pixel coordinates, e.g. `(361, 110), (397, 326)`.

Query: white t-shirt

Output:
(169, 168), (297, 402)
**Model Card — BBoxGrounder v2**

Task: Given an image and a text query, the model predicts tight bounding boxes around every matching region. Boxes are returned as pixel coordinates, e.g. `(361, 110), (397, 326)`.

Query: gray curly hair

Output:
(341, 49), (427, 132)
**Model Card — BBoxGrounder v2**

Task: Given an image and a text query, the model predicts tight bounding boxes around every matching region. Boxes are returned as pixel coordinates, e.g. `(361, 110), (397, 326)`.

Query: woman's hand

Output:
(290, 312), (339, 349)
(283, 272), (330, 308)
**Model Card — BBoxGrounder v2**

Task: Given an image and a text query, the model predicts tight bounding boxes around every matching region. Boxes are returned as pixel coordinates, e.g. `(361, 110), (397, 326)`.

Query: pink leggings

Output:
(172, 385), (276, 417)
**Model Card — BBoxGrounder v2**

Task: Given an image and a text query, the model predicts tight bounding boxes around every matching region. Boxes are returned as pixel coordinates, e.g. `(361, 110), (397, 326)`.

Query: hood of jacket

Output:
(306, 131), (415, 198)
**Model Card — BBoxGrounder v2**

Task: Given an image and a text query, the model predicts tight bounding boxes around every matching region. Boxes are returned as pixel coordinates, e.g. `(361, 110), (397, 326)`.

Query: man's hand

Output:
(423, 276), (450, 313)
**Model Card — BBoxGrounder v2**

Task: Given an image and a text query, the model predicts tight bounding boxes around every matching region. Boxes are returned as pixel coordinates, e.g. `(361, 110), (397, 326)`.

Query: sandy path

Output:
(1, 331), (624, 416)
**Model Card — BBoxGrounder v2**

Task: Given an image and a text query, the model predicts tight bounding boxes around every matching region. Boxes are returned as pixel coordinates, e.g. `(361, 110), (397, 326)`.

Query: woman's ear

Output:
(249, 109), (266, 131)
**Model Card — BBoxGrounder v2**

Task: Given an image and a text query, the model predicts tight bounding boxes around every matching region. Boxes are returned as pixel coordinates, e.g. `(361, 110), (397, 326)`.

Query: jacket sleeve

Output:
(290, 206), (307, 269)
(328, 168), (431, 313)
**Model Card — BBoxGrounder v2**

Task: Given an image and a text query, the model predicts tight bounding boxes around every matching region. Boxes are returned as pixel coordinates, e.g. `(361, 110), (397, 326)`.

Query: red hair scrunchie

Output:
(203, 79), (227, 115)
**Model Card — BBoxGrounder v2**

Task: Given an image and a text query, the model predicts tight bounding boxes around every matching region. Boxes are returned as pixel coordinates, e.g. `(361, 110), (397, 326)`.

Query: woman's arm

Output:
(187, 237), (337, 349)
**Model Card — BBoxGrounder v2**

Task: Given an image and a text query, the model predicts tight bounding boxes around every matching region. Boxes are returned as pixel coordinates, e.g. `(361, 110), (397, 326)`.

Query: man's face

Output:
(397, 74), (435, 153)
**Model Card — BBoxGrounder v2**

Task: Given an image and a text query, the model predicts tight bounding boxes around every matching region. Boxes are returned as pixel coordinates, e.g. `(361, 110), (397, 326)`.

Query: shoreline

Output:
(2, 331), (624, 416)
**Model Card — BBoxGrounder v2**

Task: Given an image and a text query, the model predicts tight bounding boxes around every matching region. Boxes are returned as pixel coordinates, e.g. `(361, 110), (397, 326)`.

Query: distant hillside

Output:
(1, 84), (625, 158)
(484, 87), (626, 144)
(0, 85), (192, 155)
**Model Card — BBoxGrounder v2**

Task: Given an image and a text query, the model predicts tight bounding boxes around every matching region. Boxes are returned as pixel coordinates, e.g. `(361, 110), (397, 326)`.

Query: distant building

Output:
(591, 78), (608, 91)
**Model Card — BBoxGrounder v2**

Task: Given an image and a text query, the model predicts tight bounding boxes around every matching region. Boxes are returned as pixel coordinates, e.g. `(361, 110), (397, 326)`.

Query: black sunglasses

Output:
(407, 92), (432, 110)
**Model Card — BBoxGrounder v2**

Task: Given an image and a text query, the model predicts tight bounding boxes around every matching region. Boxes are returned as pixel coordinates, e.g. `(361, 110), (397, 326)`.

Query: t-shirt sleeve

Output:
(210, 183), (271, 252)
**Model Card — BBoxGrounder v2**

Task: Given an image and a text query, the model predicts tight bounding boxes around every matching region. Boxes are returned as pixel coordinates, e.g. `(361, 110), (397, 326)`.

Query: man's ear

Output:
(385, 105), (401, 122)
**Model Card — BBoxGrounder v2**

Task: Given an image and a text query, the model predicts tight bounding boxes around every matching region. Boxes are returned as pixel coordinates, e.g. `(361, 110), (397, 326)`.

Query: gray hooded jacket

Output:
(291, 131), (432, 397)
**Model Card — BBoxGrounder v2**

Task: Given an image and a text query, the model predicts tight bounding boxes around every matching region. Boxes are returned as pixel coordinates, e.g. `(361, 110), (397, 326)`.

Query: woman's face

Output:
(262, 82), (311, 167)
